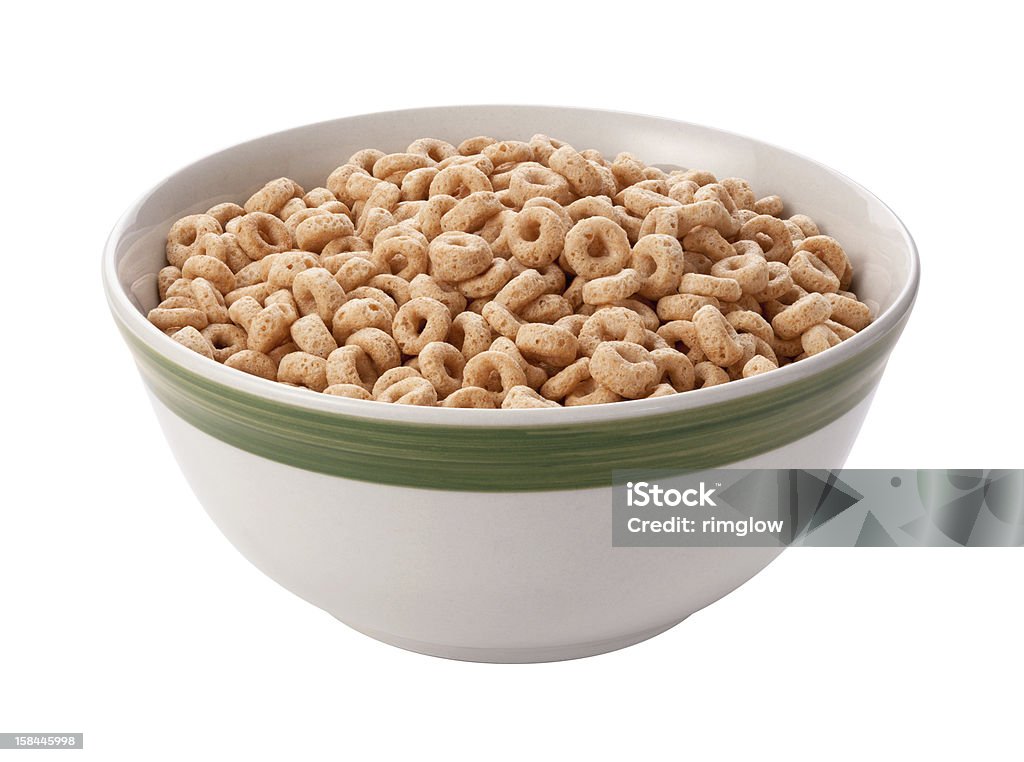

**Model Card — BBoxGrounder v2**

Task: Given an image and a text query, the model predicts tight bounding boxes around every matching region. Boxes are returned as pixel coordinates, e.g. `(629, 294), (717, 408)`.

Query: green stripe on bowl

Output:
(119, 318), (901, 492)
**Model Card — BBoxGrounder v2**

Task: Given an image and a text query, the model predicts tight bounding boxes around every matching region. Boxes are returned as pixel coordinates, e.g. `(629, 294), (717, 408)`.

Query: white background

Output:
(2, 2), (1022, 760)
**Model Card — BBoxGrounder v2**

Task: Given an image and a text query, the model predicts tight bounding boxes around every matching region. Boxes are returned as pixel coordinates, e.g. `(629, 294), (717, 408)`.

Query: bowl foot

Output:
(340, 618), (688, 663)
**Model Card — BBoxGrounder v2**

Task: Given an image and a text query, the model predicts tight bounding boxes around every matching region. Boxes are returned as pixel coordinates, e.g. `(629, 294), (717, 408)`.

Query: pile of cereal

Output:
(148, 135), (872, 408)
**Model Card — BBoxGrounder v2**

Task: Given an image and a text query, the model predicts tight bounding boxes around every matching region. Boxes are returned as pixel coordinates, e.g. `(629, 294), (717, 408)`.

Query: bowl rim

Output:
(102, 104), (920, 428)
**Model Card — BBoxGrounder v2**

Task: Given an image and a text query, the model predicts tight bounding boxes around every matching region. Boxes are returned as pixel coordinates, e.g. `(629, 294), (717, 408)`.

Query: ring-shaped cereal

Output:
(562, 217), (631, 280)
(771, 293), (832, 340)
(679, 272), (743, 302)
(442, 386), (499, 408)
(725, 310), (774, 343)
(166, 214), (223, 269)
(407, 138), (458, 163)
(224, 349), (277, 380)
(345, 327), (400, 374)
(400, 167), (440, 201)
(650, 347), (695, 392)
(425, 231), (491, 282)
(481, 300), (524, 340)
(202, 323), (247, 363)
(365, 274), (411, 307)
(244, 177), (301, 215)
(409, 274), (466, 317)
(206, 202), (245, 228)
(276, 351), (329, 392)
(514, 323), (579, 368)
(693, 360), (730, 388)
(589, 341), (657, 399)
(458, 257), (512, 299)
(754, 195), (784, 216)
(265, 251), (319, 290)
(693, 183), (737, 214)
(681, 226), (733, 263)
(494, 269), (548, 312)
(334, 256), (381, 292)
(181, 255), (236, 296)
(564, 378), (622, 406)
(518, 294), (572, 324)
(631, 234), (684, 299)
(801, 323), (842, 356)
(371, 233), (429, 280)
(506, 206), (566, 268)
(439, 191), (504, 234)
(188, 277), (230, 323)
(376, 375), (439, 405)
(418, 341), (466, 398)
(824, 293), (871, 331)
(429, 164), (492, 199)
(330, 297), (390, 343)
(539, 357), (591, 400)
(508, 164), (573, 206)
(676, 200), (740, 238)
(548, 145), (603, 196)
(582, 268), (644, 305)
(796, 235), (850, 281)
(326, 345), (378, 391)
(324, 384), (373, 400)
(693, 304), (745, 367)
(447, 311), (492, 360)
(294, 213), (355, 253)
(372, 153), (434, 184)
(620, 186), (681, 219)
(291, 267), (346, 324)
(290, 314), (338, 359)
(500, 385), (560, 409)
(392, 297), (452, 355)
(577, 306), (646, 356)
(788, 251), (841, 294)
(462, 350), (528, 401)
(235, 212), (293, 261)
(739, 214), (794, 263)
(171, 326), (214, 359)
(711, 251), (770, 295)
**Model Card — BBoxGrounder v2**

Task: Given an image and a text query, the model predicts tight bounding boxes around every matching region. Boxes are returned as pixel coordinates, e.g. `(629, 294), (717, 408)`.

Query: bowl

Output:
(103, 106), (919, 662)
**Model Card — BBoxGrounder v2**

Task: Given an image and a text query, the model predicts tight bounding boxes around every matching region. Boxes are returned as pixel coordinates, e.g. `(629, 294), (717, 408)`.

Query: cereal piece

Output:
(788, 250), (841, 294)
(324, 384), (373, 400)
(694, 361), (730, 388)
(725, 310), (774, 343)
(789, 214), (820, 238)
(294, 213), (355, 253)
(440, 191), (504, 234)
(578, 307), (647, 356)
(427, 232), (493, 281)
(326, 345), (378, 391)
(693, 305), (745, 366)
(207, 202), (246, 228)
(824, 293), (871, 331)
(502, 385), (561, 409)
(171, 326), (215, 360)
(711, 248), (770, 295)
(277, 351), (329, 392)
(771, 293), (832, 339)
(409, 274), (467, 317)
(742, 355), (777, 377)
(631, 234), (684, 299)
(515, 323), (579, 367)
(419, 341), (466, 398)
(376, 375), (438, 405)
(223, 349), (277, 380)
(563, 217), (631, 279)
(245, 178), (302, 215)
(508, 206), (567, 268)
(462, 350), (528, 401)
(148, 305), (208, 332)
(801, 323), (842, 356)
(650, 347), (695, 392)
(457, 257), (512, 299)
(518, 294), (572, 324)
(509, 164), (573, 206)
(166, 214), (223, 269)
(564, 378), (622, 406)
(408, 138), (458, 162)
(235, 212), (293, 261)
(447, 311), (492, 360)
(201, 323), (247, 362)
(582, 268), (644, 305)
(442, 386), (499, 408)
(548, 145), (603, 196)
(289, 314), (337, 359)
(679, 273), (743, 302)
(754, 195), (784, 216)
(739, 215), (793, 263)
(392, 297), (452, 354)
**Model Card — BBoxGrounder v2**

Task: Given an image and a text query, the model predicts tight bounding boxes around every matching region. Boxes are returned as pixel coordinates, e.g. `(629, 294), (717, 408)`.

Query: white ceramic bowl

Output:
(104, 106), (919, 662)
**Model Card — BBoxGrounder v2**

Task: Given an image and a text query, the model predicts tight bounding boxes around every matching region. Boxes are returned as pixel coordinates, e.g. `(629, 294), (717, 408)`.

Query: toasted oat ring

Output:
(440, 191), (504, 234)
(321, 236), (372, 268)
(458, 257), (512, 299)
(244, 178), (301, 215)
(264, 251), (318, 290)
(171, 326), (214, 359)
(501, 385), (560, 409)
(680, 273), (743, 302)
(345, 327), (400, 374)
(348, 153), (384, 175)
(290, 267), (346, 324)
(796, 235), (850, 280)
(419, 341), (466, 398)
(711, 250), (769, 295)
(753, 261), (794, 302)
(356, 207), (397, 243)
(824, 293), (871, 331)
(188, 278), (229, 323)
(578, 307), (647, 356)
(582, 268), (644, 305)
(801, 323), (842, 356)
(528, 134), (569, 165)
(400, 167), (441, 202)
(481, 140), (534, 166)
(789, 214), (820, 238)
(345, 286), (397, 320)
(754, 195), (784, 216)
(289, 314), (337, 359)
(507, 206), (567, 268)
(650, 347), (695, 392)
(563, 217), (631, 280)
(565, 195), (617, 224)
(590, 341), (658, 398)
(693, 305), (745, 367)
(518, 294), (572, 324)
(564, 377), (622, 406)
(372, 367), (421, 396)
(675, 200), (739, 238)
(656, 294), (719, 323)
(294, 213), (355, 253)
(372, 233), (429, 280)
(157, 266), (182, 301)
(407, 138), (458, 162)
(201, 323), (247, 362)
(739, 215), (794, 263)
(427, 232), (493, 282)
(325, 165), (366, 204)
(462, 350), (528, 401)
(620, 186), (681, 219)
(514, 323), (579, 368)
(377, 375), (438, 405)
(244, 302), (296, 354)
(489, 337), (548, 389)
(457, 136), (497, 155)
(448, 311), (492, 360)
(221, 349), (276, 380)
(742, 355), (778, 378)
(509, 164), (573, 206)
(235, 212), (293, 261)
(726, 310), (774, 343)
(409, 274), (466, 316)
(495, 269), (548, 311)
(334, 256), (382, 292)
(539, 357), (591, 401)
(206, 203), (246, 228)
(442, 386), (499, 409)
(428, 164), (492, 200)
(277, 351), (329, 392)
(789, 251), (841, 293)
(148, 306), (208, 332)
(362, 274), (410, 307)
(631, 234), (684, 299)
(324, 384), (373, 400)
(548, 145), (603, 196)
(372, 153), (434, 184)
(481, 300), (524, 339)
(326, 345), (378, 391)
(681, 226), (733, 263)
(392, 297), (452, 354)
(166, 214), (223, 269)
(364, 182), (401, 213)
(771, 293), (833, 340)
(694, 361), (730, 388)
